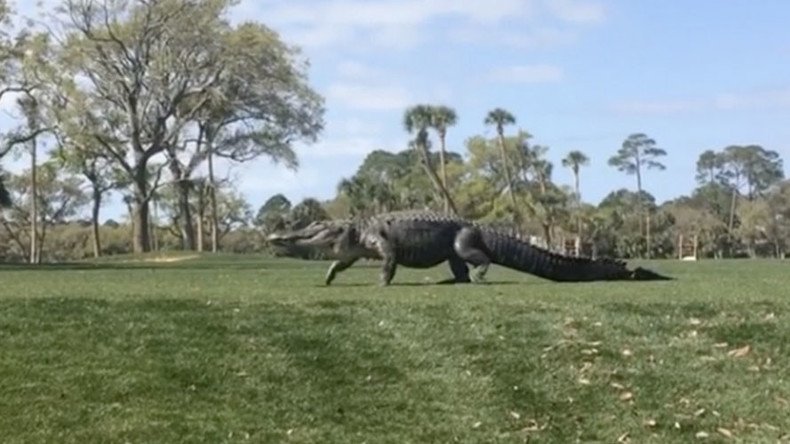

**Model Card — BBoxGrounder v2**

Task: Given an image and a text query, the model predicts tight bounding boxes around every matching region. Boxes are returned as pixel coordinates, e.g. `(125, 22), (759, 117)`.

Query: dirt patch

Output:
(143, 255), (201, 263)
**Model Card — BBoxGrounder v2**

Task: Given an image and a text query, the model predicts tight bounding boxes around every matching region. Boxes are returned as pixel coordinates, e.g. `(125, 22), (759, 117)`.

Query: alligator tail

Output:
(480, 229), (672, 281)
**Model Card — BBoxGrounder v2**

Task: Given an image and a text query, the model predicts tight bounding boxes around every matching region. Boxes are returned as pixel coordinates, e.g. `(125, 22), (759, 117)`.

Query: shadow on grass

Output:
(0, 260), (313, 272)
(317, 280), (526, 288)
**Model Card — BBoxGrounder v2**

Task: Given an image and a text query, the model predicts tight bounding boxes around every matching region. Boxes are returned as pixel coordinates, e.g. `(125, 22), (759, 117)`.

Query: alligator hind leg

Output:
(437, 257), (471, 284)
(453, 227), (491, 283)
(325, 258), (358, 285)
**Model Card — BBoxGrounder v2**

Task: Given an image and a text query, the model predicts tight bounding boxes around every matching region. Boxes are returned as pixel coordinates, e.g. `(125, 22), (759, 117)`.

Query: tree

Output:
(2, 161), (88, 261)
(0, 32), (58, 264)
(0, 171), (10, 207)
(429, 105), (457, 213)
(184, 21), (324, 252)
(764, 180), (790, 257)
(717, 145), (784, 233)
(484, 108), (517, 208)
(562, 150), (589, 237)
(460, 132), (535, 223)
(212, 186), (253, 242)
(0, 27), (56, 260)
(561, 150), (589, 200)
(608, 133), (667, 257)
(254, 193), (291, 232)
(338, 176), (392, 217)
(287, 197), (329, 229)
(15, 94), (43, 263)
(695, 149), (723, 185)
(52, 0), (240, 253)
(403, 104), (458, 214)
(597, 188), (659, 258)
(50, 83), (128, 258)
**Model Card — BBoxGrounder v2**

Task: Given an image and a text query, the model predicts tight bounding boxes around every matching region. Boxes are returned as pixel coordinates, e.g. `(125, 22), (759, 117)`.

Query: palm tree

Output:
(404, 104), (458, 214)
(561, 150), (589, 200)
(429, 105), (457, 213)
(484, 108), (517, 206)
(562, 150), (590, 238)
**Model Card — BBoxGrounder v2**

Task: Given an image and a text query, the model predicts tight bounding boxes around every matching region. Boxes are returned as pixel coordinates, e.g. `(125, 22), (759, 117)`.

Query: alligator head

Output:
(266, 220), (350, 251)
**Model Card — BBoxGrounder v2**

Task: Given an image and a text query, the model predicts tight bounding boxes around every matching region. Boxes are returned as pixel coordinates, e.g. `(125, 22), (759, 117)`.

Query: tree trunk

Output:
(196, 185), (205, 252)
(413, 138), (458, 215)
(542, 222), (552, 247)
(496, 130), (517, 207)
(131, 172), (151, 253)
(36, 212), (46, 263)
(132, 201), (150, 253)
(177, 179), (196, 250)
(91, 187), (102, 258)
(439, 129), (449, 214)
(151, 200), (159, 252)
(574, 169), (583, 237)
(645, 211), (651, 259)
(208, 147), (219, 253)
(29, 139), (37, 264)
(168, 158), (196, 250)
(635, 157), (647, 258)
(727, 185), (738, 233)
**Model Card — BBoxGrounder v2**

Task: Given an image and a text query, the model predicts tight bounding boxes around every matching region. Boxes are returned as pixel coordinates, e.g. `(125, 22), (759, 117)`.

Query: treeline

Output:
(0, 0), (324, 262)
(1, 1), (786, 263)
(259, 109), (789, 260)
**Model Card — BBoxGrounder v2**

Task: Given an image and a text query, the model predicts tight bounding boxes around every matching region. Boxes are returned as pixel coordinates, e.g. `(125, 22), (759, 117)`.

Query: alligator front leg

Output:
(378, 248), (397, 286)
(453, 227), (492, 283)
(325, 258), (358, 285)
(368, 236), (397, 286)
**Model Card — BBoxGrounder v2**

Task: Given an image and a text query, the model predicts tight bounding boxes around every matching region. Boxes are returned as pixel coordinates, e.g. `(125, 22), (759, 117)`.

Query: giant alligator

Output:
(267, 210), (672, 286)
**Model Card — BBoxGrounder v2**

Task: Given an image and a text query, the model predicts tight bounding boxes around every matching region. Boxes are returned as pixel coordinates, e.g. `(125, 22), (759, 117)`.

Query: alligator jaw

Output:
(266, 221), (346, 249)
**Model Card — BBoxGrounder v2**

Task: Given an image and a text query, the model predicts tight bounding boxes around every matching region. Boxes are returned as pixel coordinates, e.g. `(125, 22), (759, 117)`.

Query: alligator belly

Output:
(395, 248), (453, 268)
(397, 257), (448, 268)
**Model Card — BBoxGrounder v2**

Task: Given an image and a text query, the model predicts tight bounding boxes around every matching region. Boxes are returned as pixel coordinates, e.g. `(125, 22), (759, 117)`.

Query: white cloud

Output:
(712, 89), (790, 110)
(298, 136), (401, 158)
(542, 0), (607, 24)
(487, 64), (564, 83)
(233, 0), (604, 50)
(610, 98), (707, 114)
(335, 60), (380, 79)
(454, 26), (578, 50)
(286, 115), (405, 159)
(611, 88), (790, 115)
(327, 83), (412, 111)
(369, 24), (425, 50)
(261, 0), (534, 28)
(280, 25), (356, 50)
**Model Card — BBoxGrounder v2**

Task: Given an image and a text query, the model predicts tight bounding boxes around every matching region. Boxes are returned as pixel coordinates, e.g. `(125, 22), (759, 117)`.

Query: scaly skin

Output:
(267, 210), (673, 286)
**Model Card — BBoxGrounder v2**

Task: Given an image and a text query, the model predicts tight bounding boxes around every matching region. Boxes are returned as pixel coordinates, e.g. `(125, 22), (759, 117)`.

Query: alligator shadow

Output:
(317, 280), (525, 288)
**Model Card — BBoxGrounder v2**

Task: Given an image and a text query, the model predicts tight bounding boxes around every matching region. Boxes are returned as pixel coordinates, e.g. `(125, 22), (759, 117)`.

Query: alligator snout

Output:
(266, 232), (292, 244)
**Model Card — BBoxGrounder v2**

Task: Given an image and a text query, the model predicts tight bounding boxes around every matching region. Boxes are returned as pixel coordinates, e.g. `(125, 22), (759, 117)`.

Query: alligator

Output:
(266, 210), (673, 286)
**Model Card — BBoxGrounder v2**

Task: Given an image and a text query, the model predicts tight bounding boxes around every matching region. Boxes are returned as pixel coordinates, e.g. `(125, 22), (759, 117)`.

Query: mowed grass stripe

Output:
(0, 256), (789, 442)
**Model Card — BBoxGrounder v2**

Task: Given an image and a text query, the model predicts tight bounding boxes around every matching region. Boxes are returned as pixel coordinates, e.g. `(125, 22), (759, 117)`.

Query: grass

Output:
(1, 255), (789, 443)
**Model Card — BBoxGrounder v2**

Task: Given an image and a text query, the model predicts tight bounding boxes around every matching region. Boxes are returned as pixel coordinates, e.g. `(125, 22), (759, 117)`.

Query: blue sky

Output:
(3, 0), (790, 220)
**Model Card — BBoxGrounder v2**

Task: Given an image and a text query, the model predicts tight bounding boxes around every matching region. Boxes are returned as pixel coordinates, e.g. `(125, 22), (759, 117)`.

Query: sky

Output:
(3, 0), (790, 221)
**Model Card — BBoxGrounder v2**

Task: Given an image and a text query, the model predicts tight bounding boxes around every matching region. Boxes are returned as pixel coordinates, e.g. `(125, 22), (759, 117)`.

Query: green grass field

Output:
(1, 255), (788, 443)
